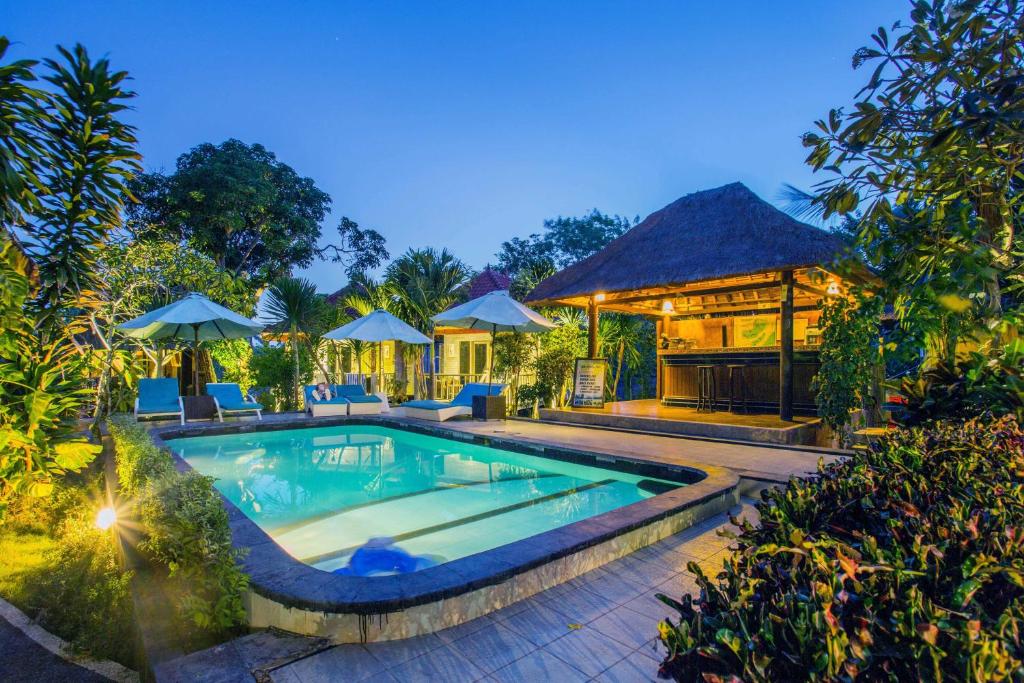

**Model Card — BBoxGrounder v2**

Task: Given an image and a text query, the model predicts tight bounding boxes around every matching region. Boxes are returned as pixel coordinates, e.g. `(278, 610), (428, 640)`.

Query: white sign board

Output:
(571, 358), (606, 408)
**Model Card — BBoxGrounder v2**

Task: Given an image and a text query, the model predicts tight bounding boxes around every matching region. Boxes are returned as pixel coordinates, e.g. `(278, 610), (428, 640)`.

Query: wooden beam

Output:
(587, 297), (599, 358)
(779, 270), (795, 422)
(604, 279), (782, 306)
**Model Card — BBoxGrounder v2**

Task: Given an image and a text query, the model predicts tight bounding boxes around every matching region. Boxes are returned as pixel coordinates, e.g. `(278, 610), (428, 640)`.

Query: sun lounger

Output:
(304, 385), (349, 417)
(206, 383), (263, 421)
(333, 384), (384, 416)
(135, 378), (185, 424)
(402, 382), (506, 422)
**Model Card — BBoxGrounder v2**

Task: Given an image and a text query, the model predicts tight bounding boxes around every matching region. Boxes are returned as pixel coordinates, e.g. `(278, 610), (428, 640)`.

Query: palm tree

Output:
(265, 276), (321, 409)
(599, 313), (646, 401)
(385, 248), (470, 398)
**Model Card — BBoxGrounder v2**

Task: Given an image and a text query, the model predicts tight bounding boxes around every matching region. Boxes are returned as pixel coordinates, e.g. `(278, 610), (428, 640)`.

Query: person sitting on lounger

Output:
(311, 382), (332, 402)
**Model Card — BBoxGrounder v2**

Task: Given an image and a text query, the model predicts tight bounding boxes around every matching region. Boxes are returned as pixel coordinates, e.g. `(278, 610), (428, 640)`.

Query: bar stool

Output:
(696, 365), (716, 412)
(726, 364), (749, 414)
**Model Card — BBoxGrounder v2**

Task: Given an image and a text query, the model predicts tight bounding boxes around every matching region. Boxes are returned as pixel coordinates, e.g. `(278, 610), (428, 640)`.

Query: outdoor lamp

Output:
(662, 300), (674, 313)
(826, 280), (840, 296)
(95, 506), (117, 530)
(594, 293), (606, 302)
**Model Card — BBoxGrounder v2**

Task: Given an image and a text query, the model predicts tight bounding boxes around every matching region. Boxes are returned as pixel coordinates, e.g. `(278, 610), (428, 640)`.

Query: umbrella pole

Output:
(193, 324), (201, 396)
(488, 324), (496, 395)
(378, 340), (383, 396)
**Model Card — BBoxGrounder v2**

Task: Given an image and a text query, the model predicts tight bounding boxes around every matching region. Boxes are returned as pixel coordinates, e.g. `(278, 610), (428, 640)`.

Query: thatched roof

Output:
(526, 182), (852, 305)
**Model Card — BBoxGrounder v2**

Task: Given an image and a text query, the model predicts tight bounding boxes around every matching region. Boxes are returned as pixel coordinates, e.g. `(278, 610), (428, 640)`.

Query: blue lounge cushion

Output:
(403, 399), (461, 411)
(138, 401), (181, 414)
(138, 378), (181, 413)
(345, 395), (382, 404)
(207, 383), (262, 412)
(450, 383), (507, 406)
(303, 385), (348, 407)
(332, 384), (368, 398)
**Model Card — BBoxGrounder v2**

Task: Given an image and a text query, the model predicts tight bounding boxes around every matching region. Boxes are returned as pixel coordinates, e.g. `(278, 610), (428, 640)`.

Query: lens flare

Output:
(95, 506), (117, 530)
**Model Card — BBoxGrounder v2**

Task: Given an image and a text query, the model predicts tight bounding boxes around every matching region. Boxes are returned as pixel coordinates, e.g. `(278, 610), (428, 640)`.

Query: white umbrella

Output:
(324, 310), (430, 393)
(432, 290), (555, 391)
(118, 292), (263, 395)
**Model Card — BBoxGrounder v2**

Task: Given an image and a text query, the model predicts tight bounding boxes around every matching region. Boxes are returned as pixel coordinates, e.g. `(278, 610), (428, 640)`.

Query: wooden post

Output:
(779, 270), (794, 421)
(587, 297), (599, 358)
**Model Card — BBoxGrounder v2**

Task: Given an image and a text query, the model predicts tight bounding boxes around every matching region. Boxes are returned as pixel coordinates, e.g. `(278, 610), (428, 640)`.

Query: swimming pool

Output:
(166, 424), (683, 574)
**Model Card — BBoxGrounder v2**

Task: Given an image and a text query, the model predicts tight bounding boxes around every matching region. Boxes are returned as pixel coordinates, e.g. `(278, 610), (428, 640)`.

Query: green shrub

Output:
(658, 416), (1024, 681)
(109, 416), (174, 497)
(108, 416), (248, 635)
(32, 509), (135, 664)
(899, 339), (1024, 427)
(138, 471), (248, 632)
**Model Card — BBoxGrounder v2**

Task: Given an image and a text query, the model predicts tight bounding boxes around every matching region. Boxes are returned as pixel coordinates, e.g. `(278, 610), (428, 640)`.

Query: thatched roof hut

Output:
(526, 182), (853, 309)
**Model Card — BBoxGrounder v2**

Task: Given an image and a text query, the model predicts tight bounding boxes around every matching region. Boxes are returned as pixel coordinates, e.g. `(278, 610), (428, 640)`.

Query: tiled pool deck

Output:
(160, 498), (758, 682)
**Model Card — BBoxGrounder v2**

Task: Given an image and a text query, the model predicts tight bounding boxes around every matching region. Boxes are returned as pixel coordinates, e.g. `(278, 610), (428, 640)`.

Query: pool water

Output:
(166, 425), (682, 573)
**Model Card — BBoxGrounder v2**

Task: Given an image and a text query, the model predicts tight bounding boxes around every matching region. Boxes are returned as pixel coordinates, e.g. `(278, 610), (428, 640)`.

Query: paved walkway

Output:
(261, 499), (758, 682)
(414, 415), (838, 483)
(0, 598), (137, 683)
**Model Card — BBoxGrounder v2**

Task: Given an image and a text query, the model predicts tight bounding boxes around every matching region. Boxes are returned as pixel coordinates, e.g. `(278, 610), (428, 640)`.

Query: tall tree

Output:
(0, 38), (136, 515)
(802, 0), (1024, 328)
(385, 248), (470, 397)
(127, 139), (331, 285)
(264, 277), (321, 410)
(20, 44), (140, 311)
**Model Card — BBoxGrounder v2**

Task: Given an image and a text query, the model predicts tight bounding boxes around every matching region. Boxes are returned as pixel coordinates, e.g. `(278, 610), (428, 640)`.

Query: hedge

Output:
(658, 416), (1024, 681)
(108, 416), (247, 634)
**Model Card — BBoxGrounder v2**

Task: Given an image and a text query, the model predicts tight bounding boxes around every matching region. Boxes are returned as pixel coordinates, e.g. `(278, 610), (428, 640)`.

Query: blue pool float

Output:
(333, 538), (439, 576)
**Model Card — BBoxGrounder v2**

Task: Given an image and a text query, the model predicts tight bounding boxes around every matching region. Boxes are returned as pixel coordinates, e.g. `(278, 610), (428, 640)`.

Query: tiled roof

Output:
(467, 267), (511, 299)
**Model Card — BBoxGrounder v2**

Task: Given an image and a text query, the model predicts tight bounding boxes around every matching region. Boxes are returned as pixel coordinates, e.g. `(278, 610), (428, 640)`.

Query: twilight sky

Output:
(8, 1), (899, 293)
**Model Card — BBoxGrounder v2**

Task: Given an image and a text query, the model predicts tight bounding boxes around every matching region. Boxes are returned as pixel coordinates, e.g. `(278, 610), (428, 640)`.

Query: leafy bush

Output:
(138, 471), (248, 632)
(658, 416), (1024, 682)
(251, 345), (311, 411)
(32, 509), (135, 664)
(109, 416), (174, 497)
(210, 338), (255, 394)
(812, 294), (883, 437)
(109, 416), (248, 634)
(899, 338), (1024, 427)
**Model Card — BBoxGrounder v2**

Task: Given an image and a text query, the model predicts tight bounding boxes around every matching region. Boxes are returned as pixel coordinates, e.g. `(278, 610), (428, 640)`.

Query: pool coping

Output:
(149, 416), (738, 619)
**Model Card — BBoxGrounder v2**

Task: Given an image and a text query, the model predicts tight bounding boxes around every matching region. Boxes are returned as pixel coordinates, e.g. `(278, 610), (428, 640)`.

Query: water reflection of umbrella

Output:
(432, 290), (554, 392)
(324, 310), (431, 394)
(118, 292), (263, 395)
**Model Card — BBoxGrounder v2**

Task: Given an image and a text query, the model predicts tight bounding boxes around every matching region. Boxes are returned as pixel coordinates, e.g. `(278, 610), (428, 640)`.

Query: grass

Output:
(0, 526), (56, 613)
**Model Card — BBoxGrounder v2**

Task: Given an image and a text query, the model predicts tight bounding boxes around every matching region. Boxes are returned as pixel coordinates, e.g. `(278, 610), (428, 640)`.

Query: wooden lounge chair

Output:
(206, 383), (263, 422)
(402, 382), (506, 422)
(333, 384), (384, 416)
(135, 378), (185, 424)
(304, 385), (349, 417)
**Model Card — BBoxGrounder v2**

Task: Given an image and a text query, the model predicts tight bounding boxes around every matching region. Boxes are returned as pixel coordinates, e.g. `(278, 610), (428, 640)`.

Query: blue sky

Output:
(8, 1), (899, 293)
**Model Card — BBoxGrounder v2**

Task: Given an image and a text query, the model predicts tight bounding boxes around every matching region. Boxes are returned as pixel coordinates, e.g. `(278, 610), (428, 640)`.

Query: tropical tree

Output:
(385, 248), (470, 397)
(126, 140), (331, 285)
(0, 38), (136, 517)
(598, 313), (647, 401)
(801, 1), (1024, 331)
(264, 277), (322, 409)
(27, 44), (140, 313)
(496, 209), (638, 285)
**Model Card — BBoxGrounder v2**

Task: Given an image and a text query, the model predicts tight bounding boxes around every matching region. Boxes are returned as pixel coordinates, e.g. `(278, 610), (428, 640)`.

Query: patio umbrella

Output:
(323, 310), (431, 394)
(118, 292), (264, 395)
(431, 290), (555, 392)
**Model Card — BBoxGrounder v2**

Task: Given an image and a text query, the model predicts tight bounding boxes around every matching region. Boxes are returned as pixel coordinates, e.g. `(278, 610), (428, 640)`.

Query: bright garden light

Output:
(95, 506), (117, 530)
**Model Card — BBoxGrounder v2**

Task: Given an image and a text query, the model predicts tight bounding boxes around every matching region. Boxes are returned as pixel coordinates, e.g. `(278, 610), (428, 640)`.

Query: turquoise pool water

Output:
(166, 425), (682, 573)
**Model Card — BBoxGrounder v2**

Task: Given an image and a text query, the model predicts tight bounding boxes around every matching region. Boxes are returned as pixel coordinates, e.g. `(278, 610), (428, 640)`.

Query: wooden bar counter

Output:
(658, 345), (820, 415)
